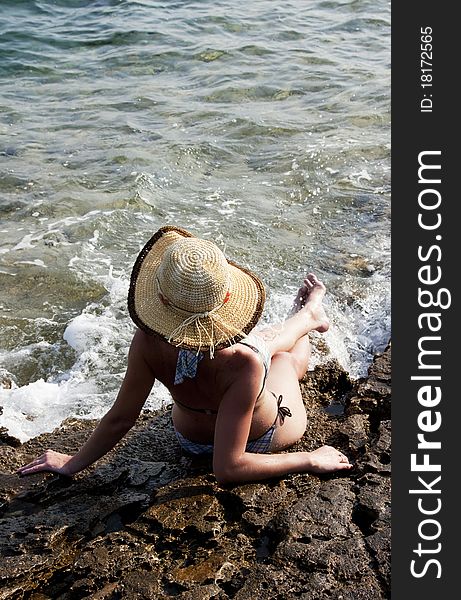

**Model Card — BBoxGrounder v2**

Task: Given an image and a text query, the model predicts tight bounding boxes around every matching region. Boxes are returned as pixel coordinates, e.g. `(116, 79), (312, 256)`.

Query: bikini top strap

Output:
(173, 397), (217, 415)
(238, 341), (269, 399)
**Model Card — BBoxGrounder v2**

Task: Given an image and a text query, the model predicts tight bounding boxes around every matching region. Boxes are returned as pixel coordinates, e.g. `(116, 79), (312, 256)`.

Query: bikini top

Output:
(172, 333), (271, 415)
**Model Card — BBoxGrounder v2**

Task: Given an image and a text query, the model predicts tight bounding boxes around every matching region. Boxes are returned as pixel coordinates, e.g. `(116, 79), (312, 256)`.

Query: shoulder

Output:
(130, 328), (154, 353)
(216, 343), (263, 394)
(221, 343), (261, 371)
(127, 329), (159, 370)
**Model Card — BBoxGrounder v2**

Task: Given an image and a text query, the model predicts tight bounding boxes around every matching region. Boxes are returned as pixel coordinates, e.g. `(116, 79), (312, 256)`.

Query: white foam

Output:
(15, 259), (47, 268)
(326, 276), (391, 377)
(63, 313), (115, 355)
(0, 378), (98, 443)
(13, 234), (38, 251)
(263, 278), (390, 379)
(47, 210), (103, 231)
(0, 268), (145, 442)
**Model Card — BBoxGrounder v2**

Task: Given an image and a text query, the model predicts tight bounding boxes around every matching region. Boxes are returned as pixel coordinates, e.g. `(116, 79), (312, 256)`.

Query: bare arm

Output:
(212, 352), (351, 485)
(17, 329), (156, 477)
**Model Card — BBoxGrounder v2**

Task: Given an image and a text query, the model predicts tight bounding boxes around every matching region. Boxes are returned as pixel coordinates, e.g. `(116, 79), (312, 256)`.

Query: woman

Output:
(18, 226), (352, 484)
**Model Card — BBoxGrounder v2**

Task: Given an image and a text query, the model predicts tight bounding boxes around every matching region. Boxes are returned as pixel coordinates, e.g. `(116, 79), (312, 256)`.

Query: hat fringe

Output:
(168, 309), (243, 358)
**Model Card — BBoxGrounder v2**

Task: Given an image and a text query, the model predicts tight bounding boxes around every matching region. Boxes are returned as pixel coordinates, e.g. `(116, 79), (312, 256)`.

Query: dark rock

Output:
(304, 358), (354, 407)
(0, 428), (22, 448)
(345, 343), (391, 428)
(338, 413), (370, 452)
(1, 370), (15, 389)
(0, 343), (391, 599)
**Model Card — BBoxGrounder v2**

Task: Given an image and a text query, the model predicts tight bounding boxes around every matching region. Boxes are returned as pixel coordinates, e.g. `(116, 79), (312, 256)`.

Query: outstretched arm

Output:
(212, 351), (352, 485)
(17, 329), (156, 477)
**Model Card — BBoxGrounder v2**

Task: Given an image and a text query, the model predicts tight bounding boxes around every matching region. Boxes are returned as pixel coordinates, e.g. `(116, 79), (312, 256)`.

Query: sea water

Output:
(0, 0), (390, 442)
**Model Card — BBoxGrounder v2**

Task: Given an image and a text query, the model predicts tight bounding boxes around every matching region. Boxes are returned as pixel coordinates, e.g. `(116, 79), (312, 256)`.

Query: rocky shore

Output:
(0, 344), (391, 600)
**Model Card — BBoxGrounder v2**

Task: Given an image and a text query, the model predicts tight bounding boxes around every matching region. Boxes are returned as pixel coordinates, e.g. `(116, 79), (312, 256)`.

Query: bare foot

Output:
(307, 445), (353, 473)
(292, 273), (329, 333)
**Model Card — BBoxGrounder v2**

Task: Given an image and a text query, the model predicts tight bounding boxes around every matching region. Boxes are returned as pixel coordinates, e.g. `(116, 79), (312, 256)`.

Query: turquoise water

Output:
(0, 0), (390, 441)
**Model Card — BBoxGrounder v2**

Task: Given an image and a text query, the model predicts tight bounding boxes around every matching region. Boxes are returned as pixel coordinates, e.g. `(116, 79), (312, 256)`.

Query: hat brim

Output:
(128, 226), (266, 351)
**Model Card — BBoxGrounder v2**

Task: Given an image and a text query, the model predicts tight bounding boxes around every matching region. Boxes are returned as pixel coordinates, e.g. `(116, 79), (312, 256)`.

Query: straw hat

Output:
(128, 226), (266, 354)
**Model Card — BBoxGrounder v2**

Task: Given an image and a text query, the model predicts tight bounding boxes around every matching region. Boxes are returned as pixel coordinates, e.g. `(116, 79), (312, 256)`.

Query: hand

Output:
(307, 445), (353, 473)
(17, 450), (75, 477)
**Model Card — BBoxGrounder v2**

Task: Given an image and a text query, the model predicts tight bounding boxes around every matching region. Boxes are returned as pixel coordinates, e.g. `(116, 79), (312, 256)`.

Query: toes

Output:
(294, 280), (312, 306)
(299, 273), (324, 296)
(311, 274), (320, 284)
(305, 273), (324, 288)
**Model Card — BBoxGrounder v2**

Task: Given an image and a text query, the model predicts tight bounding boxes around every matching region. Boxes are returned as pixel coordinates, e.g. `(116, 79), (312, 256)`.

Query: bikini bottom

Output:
(174, 392), (292, 456)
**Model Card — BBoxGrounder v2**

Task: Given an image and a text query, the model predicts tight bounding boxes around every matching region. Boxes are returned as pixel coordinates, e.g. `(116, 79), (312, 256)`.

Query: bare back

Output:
(138, 330), (279, 443)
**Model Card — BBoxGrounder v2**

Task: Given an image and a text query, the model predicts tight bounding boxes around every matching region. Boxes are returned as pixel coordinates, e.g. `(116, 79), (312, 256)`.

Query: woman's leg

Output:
(265, 350), (308, 450)
(260, 274), (329, 451)
(259, 274), (329, 359)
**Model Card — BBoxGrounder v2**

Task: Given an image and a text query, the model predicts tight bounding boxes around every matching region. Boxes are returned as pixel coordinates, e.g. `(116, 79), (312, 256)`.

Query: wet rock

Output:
(345, 343), (391, 426)
(233, 480), (295, 530)
(0, 428), (21, 448)
(273, 479), (356, 542)
(357, 420), (391, 475)
(0, 344), (391, 599)
(338, 413), (370, 452)
(1, 369), (15, 389)
(304, 358), (354, 407)
(135, 478), (224, 534)
(344, 255), (376, 277)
